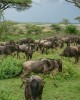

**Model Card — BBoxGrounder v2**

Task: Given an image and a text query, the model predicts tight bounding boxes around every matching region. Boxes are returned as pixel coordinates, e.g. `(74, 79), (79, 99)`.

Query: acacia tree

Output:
(65, 0), (80, 8)
(0, 10), (3, 20)
(0, 0), (32, 40)
(60, 18), (70, 25)
(74, 16), (80, 23)
(0, 0), (32, 11)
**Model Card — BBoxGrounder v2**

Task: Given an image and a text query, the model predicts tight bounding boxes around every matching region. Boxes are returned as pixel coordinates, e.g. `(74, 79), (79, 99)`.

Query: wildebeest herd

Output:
(0, 35), (80, 100)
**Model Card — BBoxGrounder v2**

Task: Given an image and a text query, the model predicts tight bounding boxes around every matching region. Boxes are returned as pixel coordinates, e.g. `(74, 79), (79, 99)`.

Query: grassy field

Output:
(0, 77), (80, 100)
(0, 22), (80, 100)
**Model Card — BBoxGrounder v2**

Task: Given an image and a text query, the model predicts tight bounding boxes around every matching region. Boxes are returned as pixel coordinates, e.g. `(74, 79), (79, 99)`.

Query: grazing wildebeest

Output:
(15, 44), (34, 60)
(75, 37), (80, 45)
(25, 75), (45, 100)
(61, 37), (71, 46)
(19, 58), (62, 84)
(17, 38), (34, 45)
(41, 40), (52, 54)
(0, 45), (17, 56)
(60, 46), (80, 63)
(0, 40), (16, 46)
(38, 39), (48, 51)
(41, 40), (60, 54)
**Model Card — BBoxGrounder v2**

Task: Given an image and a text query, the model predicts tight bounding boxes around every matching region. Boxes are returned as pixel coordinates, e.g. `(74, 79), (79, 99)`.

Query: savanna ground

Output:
(0, 21), (80, 100)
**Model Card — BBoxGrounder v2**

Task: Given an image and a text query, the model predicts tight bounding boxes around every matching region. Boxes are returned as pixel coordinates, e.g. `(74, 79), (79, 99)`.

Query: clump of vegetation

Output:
(60, 18), (70, 25)
(65, 24), (78, 34)
(26, 24), (43, 35)
(0, 57), (22, 79)
(50, 24), (61, 33)
(74, 16), (80, 23)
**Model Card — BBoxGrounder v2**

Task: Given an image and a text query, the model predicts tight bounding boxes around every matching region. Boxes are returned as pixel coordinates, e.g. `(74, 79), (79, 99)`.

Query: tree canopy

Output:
(60, 18), (70, 25)
(65, 0), (80, 8)
(74, 16), (80, 23)
(0, 0), (32, 11)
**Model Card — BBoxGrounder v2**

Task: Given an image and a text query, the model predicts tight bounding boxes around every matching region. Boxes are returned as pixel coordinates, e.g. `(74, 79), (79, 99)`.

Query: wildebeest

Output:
(60, 46), (80, 63)
(37, 38), (60, 54)
(19, 58), (62, 83)
(17, 38), (34, 45)
(0, 45), (17, 56)
(15, 44), (35, 60)
(0, 40), (16, 46)
(25, 75), (45, 100)
(61, 37), (71, 46)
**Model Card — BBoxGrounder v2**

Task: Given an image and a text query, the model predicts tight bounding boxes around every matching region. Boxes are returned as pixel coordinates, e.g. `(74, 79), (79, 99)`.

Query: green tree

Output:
(0, 0), (32, 40)
(74, 16), (80, 23)
(0, 0), (32, 11)
(65, 0), (80, 8)
(60, 18), (70, 25)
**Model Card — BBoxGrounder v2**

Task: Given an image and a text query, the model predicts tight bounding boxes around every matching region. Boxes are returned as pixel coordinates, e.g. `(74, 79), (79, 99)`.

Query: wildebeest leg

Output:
(50, 68), (59, 79)
(24, 53), (28, 60)
(50, 70), (58, 87)
(41, 47), (44, 54)
(16, 51), (20, 59)
(51, 47), (54, 53)
(20, 72), (30, 87)
(10, 53), (15, 57)
(38, 95), (42, 100)
(12, 52), (17, 58)
(75, 56), (79, 63)
(30, 54), (32, 59)
(46, 47), (48, 54)
(50, 70), (54, 79)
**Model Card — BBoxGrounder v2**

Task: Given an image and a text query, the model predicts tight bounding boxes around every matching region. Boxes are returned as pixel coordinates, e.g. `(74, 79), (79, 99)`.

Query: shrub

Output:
(0, 57), (22, 79)
(50, 24), (61, 33)
(26, 25), (42, 35)
(65, 24), (78, 34)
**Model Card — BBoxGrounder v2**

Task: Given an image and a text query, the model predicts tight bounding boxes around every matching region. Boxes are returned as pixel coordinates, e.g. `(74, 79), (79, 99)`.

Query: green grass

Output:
(0, 77), (80, 100)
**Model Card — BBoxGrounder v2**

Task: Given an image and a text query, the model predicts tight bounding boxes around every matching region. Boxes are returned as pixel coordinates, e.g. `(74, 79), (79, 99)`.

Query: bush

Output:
(50, 24), (61, 33)
(65, 24), (78, 34)
(0, 57), (22, 79)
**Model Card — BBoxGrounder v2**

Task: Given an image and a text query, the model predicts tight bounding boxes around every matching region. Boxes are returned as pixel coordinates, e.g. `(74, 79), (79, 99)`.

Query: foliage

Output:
(65, 0), (80, 8)
(0, 0), (32, 11)
(26, 25), (43, 35)
(0, 57), (22, 79)
(0, 21), (15, 41)
(0, 10), (4, 21)
(65, 24), (78, 34)
(60, 18), (70, 25)
(74, 16), (80, 23)
(50, 24), (61, 33)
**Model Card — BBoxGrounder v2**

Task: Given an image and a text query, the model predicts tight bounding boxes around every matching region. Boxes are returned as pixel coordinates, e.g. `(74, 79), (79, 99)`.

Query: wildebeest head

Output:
(30, 79), (40, 100)
(48, 58), (62, 72)
(25, 75), (45, 100)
